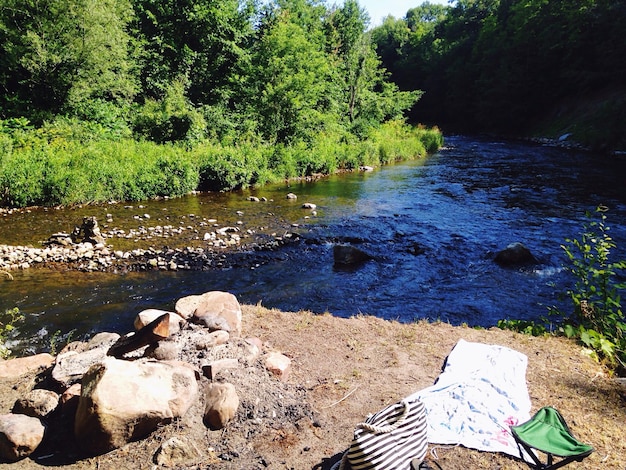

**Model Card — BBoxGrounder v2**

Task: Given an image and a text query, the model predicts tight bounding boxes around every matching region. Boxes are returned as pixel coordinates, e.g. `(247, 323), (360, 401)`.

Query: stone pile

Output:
(0, 291), (294, 463)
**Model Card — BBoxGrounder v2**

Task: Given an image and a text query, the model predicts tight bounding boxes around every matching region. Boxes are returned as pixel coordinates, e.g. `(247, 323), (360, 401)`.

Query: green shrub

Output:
(133, 80), (207, 144)
(550, 206), (626, 372)
(0, 117), (442, 207)
(197, 143), (271, 191)
(367, 120), (437, 165)
(497, 318), (548, 336)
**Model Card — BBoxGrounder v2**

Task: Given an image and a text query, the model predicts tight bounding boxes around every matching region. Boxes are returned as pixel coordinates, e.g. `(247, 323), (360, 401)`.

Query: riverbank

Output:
(0, 306), (624, 469)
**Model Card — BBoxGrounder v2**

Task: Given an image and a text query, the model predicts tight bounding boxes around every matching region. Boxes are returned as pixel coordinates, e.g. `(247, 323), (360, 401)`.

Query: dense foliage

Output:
(0, 0), (440, 207)
(371, 0), (626, 150)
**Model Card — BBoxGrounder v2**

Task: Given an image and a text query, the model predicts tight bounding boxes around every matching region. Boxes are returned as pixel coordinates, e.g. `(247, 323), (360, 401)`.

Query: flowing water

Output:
(1, 135), (625, 355)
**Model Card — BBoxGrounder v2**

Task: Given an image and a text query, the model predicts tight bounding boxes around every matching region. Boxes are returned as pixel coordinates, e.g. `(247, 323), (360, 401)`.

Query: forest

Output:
(0, 0), (441, 208)
(1, 0), (624, 208)
(371, 0), (626, 151)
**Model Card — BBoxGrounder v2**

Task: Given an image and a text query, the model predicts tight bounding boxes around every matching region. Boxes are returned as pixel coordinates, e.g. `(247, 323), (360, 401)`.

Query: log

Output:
(107, 313), (171, 358)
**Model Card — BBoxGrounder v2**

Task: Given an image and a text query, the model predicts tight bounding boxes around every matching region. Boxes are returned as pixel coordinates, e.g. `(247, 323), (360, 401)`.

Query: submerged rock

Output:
(494, 242), (538, 267)
(333, 244), (372, 266)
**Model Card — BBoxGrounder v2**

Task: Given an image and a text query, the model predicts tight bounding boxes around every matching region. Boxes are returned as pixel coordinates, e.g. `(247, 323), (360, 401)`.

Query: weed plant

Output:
(551, 206), (626, 372)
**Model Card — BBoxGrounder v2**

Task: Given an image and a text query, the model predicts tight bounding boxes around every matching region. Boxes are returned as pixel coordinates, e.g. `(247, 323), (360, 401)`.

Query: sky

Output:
(357, 0), (452, 26)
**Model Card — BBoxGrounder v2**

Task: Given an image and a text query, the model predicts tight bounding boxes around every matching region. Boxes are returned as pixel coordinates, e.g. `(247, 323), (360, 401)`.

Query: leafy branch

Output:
(551, 206), (626, 372)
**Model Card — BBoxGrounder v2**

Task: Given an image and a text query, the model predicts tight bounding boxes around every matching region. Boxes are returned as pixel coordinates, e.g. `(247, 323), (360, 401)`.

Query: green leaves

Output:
(502, 207), (626, 374)
(551, 206), (626, 372)
(497, 318), (547, 337)
(0, 0), (137, 122)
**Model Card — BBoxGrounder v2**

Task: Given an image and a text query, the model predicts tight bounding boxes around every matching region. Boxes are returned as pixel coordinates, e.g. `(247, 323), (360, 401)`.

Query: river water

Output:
(1, 135), (625, 355)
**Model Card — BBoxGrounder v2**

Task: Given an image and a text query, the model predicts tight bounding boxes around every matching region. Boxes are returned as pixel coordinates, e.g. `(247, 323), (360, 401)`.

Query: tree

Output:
(132, 0), (254, 107)
(0, 0), (137, 122)
(326, 0), (419, 133)
(249, 4), (336, 144)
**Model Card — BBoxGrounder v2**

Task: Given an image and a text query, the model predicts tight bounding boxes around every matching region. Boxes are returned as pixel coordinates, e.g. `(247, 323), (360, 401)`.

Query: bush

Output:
(133, 81), (207, 144)
(366, 120), (440, 165)
(550, 206), (626, 372)
(197, 143), (272, 191)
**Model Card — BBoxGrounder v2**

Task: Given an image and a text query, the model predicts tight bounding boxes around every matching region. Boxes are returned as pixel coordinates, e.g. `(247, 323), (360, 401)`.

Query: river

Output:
(1, 135), (625, 355)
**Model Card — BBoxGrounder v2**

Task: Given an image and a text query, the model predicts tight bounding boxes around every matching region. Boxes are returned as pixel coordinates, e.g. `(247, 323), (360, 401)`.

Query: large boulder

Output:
(74, 358), (198, 455)
(175, 292), (242, 336)
(0, 414), (45, 462)
(494, 242), (538, 267)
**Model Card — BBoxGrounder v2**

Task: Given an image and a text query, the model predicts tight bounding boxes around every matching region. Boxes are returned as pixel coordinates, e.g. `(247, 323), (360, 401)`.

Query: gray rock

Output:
(51, 333), (120, 387)
(134, 309), (185, 335)
(264, 352), (291, 381)
(71, 216), (105, 245)
(145, 341), (180, 361)
(193, 315), (231, 332)
(494, 242), (538, 267)
(0, 414), (45, 462)
(12, 389), (59, 419)
(176, 291), (242, 336)
(154, 436), (202, 467)
(333, 244), (372, 266)
(194, 330), (230, 351)
(201, 358), (239, 381)
(0, 353), (54, 379)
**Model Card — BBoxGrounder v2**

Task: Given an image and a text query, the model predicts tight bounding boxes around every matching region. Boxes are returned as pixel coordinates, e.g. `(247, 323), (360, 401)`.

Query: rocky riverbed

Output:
(0, 234), (300, 274)
(0, 205), (306, 274)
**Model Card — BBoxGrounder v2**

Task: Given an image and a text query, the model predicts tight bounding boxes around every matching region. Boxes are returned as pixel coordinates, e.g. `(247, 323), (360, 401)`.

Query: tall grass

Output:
(0, 139), (199, 206)
(0, 118), (443, 208)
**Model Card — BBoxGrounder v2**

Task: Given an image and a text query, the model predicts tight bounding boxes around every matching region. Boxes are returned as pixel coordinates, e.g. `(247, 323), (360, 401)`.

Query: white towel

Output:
(408, 339), (531, 458)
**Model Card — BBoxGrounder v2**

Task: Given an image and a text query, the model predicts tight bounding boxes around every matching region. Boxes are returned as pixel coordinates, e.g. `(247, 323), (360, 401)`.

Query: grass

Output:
(0, 118), (443, 209)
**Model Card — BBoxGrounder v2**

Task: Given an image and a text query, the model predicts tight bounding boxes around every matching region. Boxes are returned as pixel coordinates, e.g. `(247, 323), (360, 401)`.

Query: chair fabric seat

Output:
(511, 407), (593, 458)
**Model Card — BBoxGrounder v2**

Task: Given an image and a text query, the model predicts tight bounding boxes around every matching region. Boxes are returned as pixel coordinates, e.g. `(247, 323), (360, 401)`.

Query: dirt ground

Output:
(0, 304), (625, 470)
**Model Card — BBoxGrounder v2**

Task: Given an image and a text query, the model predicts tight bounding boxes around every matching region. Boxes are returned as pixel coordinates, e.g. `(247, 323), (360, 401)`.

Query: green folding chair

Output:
(510, 407), (593, 470)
